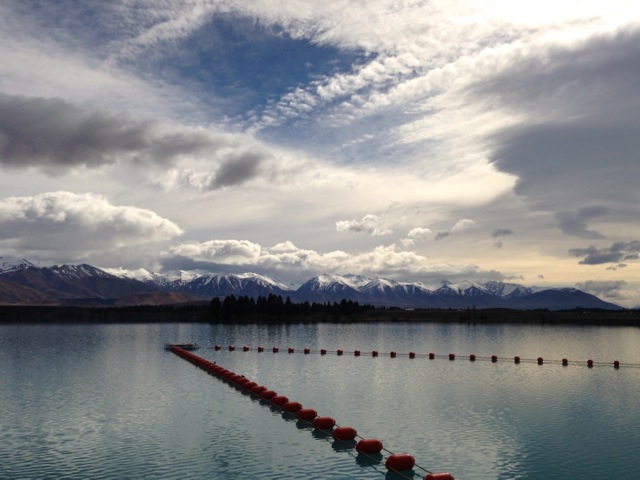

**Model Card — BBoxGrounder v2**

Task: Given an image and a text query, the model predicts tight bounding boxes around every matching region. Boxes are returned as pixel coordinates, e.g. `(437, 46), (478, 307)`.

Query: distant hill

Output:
(0, 256), (623, 310)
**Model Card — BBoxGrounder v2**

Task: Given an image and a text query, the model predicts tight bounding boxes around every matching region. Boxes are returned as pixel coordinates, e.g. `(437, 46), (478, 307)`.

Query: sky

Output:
(0, 1), (639, 306)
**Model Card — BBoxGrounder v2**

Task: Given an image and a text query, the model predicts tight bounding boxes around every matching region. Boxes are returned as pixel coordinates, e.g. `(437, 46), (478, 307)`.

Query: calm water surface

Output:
(1, 321), (639, 479)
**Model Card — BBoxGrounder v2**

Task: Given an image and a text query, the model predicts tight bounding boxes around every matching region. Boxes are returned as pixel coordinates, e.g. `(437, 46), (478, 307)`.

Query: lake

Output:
(1, 321), (639, 479)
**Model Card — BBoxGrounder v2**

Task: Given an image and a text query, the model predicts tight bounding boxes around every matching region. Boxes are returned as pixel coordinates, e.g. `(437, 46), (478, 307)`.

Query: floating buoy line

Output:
(170, 346), (455, 480)
(210, 345), (639, 369)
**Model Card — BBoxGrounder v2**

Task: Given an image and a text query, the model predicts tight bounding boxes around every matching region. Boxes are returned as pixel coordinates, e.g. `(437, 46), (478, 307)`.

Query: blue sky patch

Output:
(163, 13), (368, 116)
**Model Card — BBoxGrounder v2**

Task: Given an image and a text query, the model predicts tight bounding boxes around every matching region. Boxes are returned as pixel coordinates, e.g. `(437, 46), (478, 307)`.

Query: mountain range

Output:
(0, 256), (623, 310)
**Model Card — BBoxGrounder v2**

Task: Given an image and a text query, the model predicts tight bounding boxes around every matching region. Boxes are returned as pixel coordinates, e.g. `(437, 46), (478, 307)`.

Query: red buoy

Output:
(296, 408), (318, 421)
(283, 401), (303, 413)
(354, 350), (361, 356)
(614, 360), (620, 368)
(320, 349), (327, 355)
(312, 416), (336, 430)
(228, 345), (235, 351)
(429, 352), (435, 359)
(587, 359), (593, 367)
(372, 350), (379, 357)
(251, 385), (266, 395)
(356, 438), (383, 454)
(385, 453), (415, 471)
(469, 354), (476, 361)
(337, 349), (344, 355)
(271, 395), (289, 406)
(514, 356), (520, 364)
(260, 390), (277, 400)
(390, 351), (397, 358)
(272, 347), (279, 353)
(562, 358), (568, 366)
(288, 347), (295, 353)
(332, 426), (357, 441)
(409, 352), (416, 359)
(244, 381), (258, 390)
(257, 346), (264, 352)
(449, 353), (455, 360)
(242, 345), (250, 352)
(424, 473), (455, 480)
(214, 345), (221, 351)
(304, 348), (310, 354)
(537, 357), (543, 365)
(491, 355), (498, 362)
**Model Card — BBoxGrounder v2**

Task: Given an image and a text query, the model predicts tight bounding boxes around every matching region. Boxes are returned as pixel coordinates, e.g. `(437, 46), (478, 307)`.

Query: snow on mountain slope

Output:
(0, 256), (37, 272)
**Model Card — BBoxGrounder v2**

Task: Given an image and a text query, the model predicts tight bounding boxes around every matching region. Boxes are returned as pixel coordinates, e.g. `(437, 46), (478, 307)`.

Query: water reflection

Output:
(1, 322), (639, 480)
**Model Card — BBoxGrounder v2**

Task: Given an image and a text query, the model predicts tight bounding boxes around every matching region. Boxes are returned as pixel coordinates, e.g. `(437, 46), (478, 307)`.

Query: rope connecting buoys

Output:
(212, 345), (631, 369)
(170, 345), (457, 480)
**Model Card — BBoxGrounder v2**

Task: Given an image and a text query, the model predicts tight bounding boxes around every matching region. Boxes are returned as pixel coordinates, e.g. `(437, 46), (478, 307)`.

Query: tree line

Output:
(208, 294), (375, 322)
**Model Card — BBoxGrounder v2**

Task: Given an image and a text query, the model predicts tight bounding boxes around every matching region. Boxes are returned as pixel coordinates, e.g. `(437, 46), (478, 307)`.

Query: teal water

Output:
(1, 322), (639, 479)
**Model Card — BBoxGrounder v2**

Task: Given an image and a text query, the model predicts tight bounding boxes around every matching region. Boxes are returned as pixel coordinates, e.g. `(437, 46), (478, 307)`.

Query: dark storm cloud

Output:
(555, 205), (608, 239)
(0, 93), (224, 171)
(569, 240), (640, 265)
(477, 28), (640, 213)
(492, 228), (514, 238)
(208, 150), (267, 189)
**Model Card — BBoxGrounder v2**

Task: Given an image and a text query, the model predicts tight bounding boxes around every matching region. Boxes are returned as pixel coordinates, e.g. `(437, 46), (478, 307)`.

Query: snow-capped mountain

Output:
(0, 256), (37, 272)
(0, 258), (624, 310)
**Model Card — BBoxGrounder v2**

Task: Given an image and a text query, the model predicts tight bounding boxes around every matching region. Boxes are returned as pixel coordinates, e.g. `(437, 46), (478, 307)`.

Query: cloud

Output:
(428, 219), (477, 241)
(452, 218), (477, 233)
(0, 93), (311, 191)
(481, 28), (640, 219)
(492, 229), (514, 238)
(208, 150), (269, 189)
(335, 214), (393, 236)
(569, 241), (640, 265)
(575, 280), (627, 301)
(169, 239), (262, 265)
(0, 93), (221, 171)
(165, 238), (504, 285)
(555, 205), (608, 239)
(0, 191), (183, 261)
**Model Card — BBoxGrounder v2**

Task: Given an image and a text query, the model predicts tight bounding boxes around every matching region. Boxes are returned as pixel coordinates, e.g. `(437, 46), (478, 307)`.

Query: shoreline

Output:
(1, 305), (638, 326)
